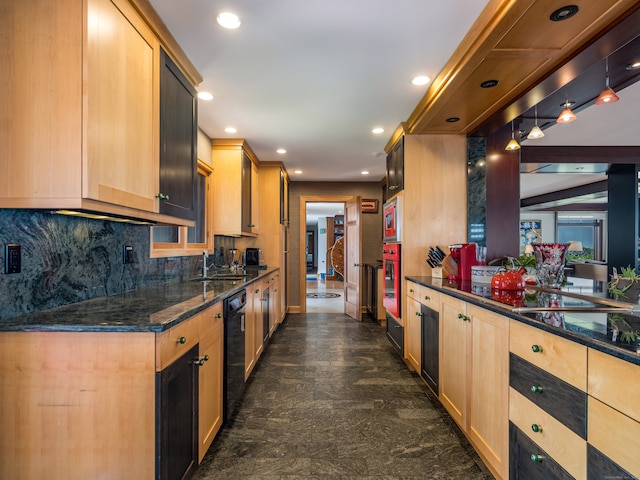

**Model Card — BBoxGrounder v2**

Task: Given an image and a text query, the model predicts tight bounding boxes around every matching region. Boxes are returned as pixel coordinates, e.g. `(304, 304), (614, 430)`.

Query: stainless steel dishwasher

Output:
(223, 289), (246, 424)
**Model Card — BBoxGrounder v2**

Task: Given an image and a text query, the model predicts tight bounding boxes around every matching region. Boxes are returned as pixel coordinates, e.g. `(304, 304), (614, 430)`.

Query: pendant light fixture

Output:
(556, 93), (577, 123)
(527, 104), (545, 139)
(505, 120), (521, 151)
(595, 56), (619, 105)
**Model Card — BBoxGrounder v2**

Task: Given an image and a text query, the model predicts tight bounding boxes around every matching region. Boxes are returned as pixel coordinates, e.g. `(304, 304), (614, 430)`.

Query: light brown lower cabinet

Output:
(438, 295), (509, 480)
(197, 303), (224, 462)
(0, 331), (157, 479)
(0, 301), (226, 480)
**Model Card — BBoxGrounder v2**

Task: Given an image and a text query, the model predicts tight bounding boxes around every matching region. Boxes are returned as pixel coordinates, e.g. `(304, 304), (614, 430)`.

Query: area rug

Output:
(306, 292), (341, 298)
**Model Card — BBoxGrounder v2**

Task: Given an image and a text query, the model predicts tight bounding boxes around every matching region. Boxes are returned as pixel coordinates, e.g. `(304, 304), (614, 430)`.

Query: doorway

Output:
(302, 198), (349, 313)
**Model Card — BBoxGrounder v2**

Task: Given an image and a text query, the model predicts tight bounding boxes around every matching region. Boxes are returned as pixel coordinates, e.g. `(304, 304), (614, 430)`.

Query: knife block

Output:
(431, 255), (458, 279)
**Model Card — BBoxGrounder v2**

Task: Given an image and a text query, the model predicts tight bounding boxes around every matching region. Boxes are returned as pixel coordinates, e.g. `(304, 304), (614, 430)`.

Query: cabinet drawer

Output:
(406, 282), (439, 311)
(587, 444), (637, 480)
(510, 320), (587, 390)
(197, 303), (224, 339)
(510, 388), (586, 479)
(588, 348), (640, 423)
(509, 422), (574, 480)
(156, 316), (201, 371)
(588, 397), (640, 478)
(510, 353), (586, 438)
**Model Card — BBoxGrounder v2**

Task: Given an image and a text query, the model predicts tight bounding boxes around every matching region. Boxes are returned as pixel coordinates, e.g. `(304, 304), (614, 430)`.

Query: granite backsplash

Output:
(0, 210), (229, 321)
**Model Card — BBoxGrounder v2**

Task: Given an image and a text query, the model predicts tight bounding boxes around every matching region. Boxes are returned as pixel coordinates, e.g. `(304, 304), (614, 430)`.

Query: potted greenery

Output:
(608, 266), (640, 303)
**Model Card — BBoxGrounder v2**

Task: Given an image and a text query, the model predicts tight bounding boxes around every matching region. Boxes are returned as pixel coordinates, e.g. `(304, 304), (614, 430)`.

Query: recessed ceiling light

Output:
(197, 92), (214, 101)
(224, 127), (237, 134)
(217, 12), (241, 29)
(372, 152), (383, 157)
(276, 148), (287, 154)
(371, 127), (384, 134)
(550, 5), (579, 22)
(294, 170), (302, 175)
(626, 60), (640, 70)
(361, 171), (370, 175)
(411, 75), (430, 86)
(445, 117), (460, 123)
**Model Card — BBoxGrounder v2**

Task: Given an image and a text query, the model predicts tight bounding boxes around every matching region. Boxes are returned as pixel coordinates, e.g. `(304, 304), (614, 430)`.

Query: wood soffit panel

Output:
(406, 0), (640, 137)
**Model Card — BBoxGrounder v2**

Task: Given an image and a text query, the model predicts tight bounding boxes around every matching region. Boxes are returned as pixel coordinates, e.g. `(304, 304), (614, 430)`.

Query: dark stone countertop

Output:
(406, 276), (640, 366)
(0, 268), (277, 333)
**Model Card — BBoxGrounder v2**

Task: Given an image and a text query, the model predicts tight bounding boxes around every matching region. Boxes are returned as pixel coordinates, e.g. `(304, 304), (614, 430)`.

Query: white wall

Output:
(317, 217), (328, 275)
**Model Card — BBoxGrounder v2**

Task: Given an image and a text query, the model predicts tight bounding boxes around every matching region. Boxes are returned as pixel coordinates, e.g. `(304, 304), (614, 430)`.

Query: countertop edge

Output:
(406, 276), (640, 366)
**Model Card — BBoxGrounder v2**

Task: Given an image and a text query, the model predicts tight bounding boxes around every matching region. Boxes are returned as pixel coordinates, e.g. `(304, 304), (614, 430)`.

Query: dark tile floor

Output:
(193, 313), (494, 480)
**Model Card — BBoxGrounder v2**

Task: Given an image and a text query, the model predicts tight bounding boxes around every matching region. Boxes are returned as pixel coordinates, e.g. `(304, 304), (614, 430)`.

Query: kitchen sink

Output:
(192, 274), (248, 281)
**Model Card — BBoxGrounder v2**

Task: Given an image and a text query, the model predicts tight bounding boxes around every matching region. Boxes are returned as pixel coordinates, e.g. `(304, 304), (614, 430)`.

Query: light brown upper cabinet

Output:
(0, 0), (201, 225)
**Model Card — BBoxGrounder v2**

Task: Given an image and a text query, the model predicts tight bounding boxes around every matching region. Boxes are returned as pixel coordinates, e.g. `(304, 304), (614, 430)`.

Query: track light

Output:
(557, 93), (577, 123)
(505, 120), (521, 151)
(595, 57), (619, 105)
(527, 105), (545, 139)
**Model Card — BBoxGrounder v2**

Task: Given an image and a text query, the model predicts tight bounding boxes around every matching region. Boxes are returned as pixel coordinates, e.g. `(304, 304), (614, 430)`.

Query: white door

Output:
(344, 196), (362, 320)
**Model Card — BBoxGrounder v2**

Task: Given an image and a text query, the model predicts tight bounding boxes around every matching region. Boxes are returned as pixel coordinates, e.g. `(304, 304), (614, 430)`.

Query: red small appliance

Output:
(382, 243), (401, 318)
(383, 196), (402, 243)
(449, 243), (484, 281)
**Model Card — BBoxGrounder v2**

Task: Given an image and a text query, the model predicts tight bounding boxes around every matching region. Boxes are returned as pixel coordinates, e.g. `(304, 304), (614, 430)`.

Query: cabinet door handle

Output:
(409, 288), (414, 293)
(196, 355), (209, 366)
(215, 313), (222, 319)
(177, 336), (187, 344)
(424, 295), (430, 301)
(530, 454), (544, 463)
(531, 384), (543, 394)
(457, 313), (469, 322)
(531, 424), (542, 433)
(531, 344), (542, 353)
(156, 193), (170, 201)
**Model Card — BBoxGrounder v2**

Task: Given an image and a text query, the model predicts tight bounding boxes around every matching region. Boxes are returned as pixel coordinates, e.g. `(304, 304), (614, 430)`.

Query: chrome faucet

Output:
(202, 250), (209, 278)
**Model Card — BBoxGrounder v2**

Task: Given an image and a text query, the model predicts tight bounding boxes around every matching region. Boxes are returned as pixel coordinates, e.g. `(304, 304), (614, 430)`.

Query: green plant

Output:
(608, 314), (639, 344)
(513, 254), (536, 269)
(608, 266), (640, 300)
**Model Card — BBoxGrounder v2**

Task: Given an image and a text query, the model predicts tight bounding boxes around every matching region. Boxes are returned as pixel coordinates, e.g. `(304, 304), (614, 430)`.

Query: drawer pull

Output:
(177, 336), (187, 344)
(457, 313), (469, 322)
(531, 384), (543, 394)
(530, 453), (544, 463)
(215, 313), (222, 319)
(410, 288), (415, 293)
(424, 295), (430, 301)
(531, 344), (542, 353)
(531, 424), (542, 433)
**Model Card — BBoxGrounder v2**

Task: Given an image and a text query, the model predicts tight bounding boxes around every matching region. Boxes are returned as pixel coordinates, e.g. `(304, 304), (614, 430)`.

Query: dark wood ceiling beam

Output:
(520, 146), (640, 164)
(520, 180), (608, 208)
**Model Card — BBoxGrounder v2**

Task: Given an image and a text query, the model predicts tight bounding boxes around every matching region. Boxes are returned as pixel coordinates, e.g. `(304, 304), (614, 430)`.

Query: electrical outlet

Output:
(123, 245), (135, 264)
(5, 244), (21, 274)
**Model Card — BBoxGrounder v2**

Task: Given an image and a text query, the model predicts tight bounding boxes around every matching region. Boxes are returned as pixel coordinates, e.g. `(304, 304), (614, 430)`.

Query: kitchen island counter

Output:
(406, 276), (640, 366)
(0, 268), (277, 333)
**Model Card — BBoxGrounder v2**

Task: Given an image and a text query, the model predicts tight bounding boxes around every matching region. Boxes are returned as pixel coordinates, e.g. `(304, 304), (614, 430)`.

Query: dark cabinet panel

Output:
(587, 444), (637, 480)
(509, 422), (573, 480)
(510, 353), (587, 439)
(386, 136), (404, 198)
(156, 344), (198, 480)
(420, 303), (439, 395)
(160, 48), (197, 221)
(386, 313), (403, 357)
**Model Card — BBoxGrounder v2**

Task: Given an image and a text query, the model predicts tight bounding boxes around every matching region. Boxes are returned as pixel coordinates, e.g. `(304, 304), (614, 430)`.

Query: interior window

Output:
(151, 161), (212, 257)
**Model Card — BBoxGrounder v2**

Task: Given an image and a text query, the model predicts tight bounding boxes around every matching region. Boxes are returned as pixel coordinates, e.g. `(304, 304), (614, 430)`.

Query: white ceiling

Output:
(149, 0), (489, 182)
(148, 0), (637, 203)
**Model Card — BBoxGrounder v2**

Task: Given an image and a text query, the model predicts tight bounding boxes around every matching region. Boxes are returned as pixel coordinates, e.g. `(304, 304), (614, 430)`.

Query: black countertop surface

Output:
(406, 276), (640, 366)
(0, 268), (274, 333)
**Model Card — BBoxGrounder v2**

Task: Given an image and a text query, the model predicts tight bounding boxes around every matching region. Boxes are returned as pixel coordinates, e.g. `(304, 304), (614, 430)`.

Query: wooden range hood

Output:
(396, 0), (640, 141)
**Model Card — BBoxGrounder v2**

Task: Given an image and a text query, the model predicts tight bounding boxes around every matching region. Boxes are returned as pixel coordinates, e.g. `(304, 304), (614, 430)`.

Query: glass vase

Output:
(533, 243), (569, 288)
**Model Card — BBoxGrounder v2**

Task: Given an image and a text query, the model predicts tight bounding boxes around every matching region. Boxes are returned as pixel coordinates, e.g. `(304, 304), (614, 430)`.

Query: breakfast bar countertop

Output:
(0, 269), (276, 333)
(406, 275), (640, 366)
